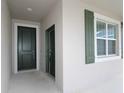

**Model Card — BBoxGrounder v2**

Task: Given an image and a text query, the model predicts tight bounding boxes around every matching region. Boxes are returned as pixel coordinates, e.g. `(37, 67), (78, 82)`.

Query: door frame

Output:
(13, 22), (40, 74)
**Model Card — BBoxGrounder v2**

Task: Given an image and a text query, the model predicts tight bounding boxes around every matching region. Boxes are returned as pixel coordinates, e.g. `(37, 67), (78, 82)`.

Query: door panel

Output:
(46, 25), (55, 77)
(18, 26), (36, 71)
(22, 31), (32, 50)
(22, 54), (33, 69)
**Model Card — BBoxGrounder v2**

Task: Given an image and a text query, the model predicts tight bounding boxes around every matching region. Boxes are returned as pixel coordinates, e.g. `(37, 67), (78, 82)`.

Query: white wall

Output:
(41, 0), (63, 91)
(1, 0), (12, 92)
(62, 0), (123, 93)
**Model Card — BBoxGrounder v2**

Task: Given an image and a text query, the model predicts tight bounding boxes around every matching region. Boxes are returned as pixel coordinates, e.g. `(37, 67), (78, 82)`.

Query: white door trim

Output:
(13, 22), (40, 74)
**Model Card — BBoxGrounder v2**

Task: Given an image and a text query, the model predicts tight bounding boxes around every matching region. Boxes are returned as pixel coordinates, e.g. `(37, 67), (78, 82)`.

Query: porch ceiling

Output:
(7, 0), (57, 22)
(8, 0), (123, 22)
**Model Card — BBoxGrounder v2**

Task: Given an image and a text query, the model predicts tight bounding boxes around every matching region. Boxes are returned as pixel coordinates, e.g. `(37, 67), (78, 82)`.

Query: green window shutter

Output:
(85, 9), (95, 64)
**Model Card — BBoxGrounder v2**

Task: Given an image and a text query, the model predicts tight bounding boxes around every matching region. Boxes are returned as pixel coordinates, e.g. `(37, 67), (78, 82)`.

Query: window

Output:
(85, 10), (121, 64)
(96, 19), (118, 57)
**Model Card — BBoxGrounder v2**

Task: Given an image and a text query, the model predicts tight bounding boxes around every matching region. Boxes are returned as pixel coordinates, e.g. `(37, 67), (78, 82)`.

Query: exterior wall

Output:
(62, 0), (123, 93)
(1, 0), (12, 92)
(41, 0), (63, 91)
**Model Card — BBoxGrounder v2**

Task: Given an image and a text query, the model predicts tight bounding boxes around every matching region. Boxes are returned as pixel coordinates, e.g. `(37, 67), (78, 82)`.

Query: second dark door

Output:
(46, 25), (55, 77)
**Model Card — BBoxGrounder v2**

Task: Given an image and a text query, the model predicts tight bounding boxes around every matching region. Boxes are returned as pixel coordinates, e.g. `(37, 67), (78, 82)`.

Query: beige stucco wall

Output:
(1, 0), (12, 92)
(62, 0), (123, 93)
(41, 0), (63, 91)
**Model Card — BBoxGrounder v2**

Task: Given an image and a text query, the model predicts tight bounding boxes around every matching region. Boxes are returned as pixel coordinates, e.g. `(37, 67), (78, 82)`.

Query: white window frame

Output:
(94, 13), (122, 63)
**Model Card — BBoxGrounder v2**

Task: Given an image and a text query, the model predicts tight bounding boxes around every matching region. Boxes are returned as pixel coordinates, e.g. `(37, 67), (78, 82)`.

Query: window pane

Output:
(97, 39), (106, 55)
(108, 24), (116, 39)
(96, 21), (106, 38)
(108, 40), (116, 54)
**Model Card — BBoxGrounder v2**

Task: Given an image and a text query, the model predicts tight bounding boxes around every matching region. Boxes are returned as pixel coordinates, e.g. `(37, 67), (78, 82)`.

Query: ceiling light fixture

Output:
(27, 8), (32, 11)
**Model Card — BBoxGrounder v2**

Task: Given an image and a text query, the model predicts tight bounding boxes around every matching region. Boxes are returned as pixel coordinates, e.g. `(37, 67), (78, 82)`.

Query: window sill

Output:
(95, 56), (121, 63)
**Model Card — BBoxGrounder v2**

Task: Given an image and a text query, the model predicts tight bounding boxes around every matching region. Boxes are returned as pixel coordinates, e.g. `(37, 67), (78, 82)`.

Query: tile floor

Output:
(8, 71), (61, 93)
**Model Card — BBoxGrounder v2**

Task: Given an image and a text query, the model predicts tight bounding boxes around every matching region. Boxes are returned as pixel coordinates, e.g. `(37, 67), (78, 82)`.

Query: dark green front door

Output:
(18, 26), (36, 71)
(46, 25), (55, 77)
